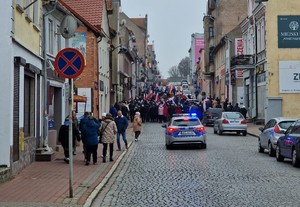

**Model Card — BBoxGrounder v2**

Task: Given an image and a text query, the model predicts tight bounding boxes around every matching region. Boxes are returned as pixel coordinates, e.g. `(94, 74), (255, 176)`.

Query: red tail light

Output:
(195, 127), (205, 132)
(222, 119), (229, 124)
(274, 124), (280, 133)
(241, 119), (247, 124)
(167, 127), (179, 133)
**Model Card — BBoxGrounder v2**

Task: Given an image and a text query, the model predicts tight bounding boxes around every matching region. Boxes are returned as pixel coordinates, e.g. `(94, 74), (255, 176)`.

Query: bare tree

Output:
(178, 57), (190, 77)
(168, 65), (180, 77)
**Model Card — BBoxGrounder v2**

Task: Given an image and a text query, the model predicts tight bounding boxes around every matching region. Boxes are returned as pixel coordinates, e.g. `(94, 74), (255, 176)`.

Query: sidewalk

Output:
(0, 126), (134, 207)
(247, 121), (263, 138)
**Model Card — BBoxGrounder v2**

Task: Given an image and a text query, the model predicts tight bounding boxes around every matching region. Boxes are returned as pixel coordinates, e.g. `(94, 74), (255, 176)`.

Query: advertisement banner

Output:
(279, 61), (300, 93)
(235, 38), (243, 56)
(194, 38), (205, 66)
(72, 32), (87, 64)
(77, 88), (92, 117)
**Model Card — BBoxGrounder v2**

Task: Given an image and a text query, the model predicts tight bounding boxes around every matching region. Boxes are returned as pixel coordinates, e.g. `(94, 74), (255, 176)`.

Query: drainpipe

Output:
(42, 4), (57, 149)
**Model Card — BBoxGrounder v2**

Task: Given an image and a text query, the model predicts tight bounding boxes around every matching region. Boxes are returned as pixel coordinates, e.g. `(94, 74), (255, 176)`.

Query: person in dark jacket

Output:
(109, 105), (117, 118)
(58, 118), (80, 164)
(114, 110), (129, 151)
(79, 112), (90, 161)
(81, 115), (100, 165)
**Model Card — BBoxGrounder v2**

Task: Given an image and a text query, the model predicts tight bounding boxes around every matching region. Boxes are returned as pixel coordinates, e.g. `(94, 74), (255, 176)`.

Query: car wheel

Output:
(292, 148), (300, 167)
(202, 143), (207, 149)
(236, 131), (240, 135)
(242, 131), (247, 136)
(268, 142), (276, 157)
(213, 127), (217, 134)
(258, 139), (264, 153)
(276, 146), (284, 162)
(166, 144), (171, 150)
(218, 126), (223, 135)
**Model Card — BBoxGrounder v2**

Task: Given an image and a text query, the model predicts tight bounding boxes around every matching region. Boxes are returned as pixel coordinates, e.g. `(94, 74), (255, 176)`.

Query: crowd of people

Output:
(58, 89), (248, 165)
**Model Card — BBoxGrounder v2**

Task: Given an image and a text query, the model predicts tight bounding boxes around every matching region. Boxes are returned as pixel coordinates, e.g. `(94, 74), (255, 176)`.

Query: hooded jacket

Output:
(81, 117), (100, 146)
(99, 116), (117, 144)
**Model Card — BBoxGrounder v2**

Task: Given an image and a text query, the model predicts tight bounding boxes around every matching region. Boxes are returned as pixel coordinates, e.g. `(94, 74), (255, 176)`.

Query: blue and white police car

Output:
(162, 113), (207, 149)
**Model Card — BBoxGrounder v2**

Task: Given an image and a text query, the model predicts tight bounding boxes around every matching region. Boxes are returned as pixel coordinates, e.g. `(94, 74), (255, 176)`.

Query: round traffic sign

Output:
(54, 48), (85, 79)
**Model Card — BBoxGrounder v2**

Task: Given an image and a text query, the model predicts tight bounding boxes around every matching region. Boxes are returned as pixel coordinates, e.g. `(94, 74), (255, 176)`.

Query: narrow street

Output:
(92, 123), (300, 207)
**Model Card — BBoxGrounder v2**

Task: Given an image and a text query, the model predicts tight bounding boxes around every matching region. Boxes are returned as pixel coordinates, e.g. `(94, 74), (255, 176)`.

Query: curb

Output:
(247, 132), (259, 138)
(83, 140), (133, 207)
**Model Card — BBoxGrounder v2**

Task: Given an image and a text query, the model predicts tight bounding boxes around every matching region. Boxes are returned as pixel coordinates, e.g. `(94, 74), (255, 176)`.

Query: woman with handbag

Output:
(133, 112), (142, 142)
(99, 113), (117, 163)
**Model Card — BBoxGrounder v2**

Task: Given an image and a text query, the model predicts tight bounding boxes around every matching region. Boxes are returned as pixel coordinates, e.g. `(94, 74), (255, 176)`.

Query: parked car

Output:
(162, 113), (207, 149)
(202, 108), (224, 126)
(213, 112), (247, 136)
(258, 117), (297, 156)
(276, 119), (300, 167)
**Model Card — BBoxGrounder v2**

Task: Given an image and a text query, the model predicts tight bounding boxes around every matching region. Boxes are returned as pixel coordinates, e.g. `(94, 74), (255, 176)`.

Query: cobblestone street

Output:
(92, 123), (300, 207)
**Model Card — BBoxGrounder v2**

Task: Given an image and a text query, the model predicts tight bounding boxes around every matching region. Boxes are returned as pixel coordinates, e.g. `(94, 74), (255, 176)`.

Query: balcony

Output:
(230, 55), (254, 67)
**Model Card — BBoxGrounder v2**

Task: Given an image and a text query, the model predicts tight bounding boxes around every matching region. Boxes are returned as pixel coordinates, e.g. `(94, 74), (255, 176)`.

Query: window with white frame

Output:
(33, 0), (39, 26)
(257, 22), (261, 52)
(260, 19), (265, 51)
(48, 19), (54, 54)
(25, 0), (32, 21)
(56, 25), (61, 52)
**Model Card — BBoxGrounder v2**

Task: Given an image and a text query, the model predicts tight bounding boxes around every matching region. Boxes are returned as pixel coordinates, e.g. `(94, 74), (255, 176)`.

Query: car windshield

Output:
(208, 109), (223, 118)
(279, 121), (296, 129)
(223, 113), (243, 119)
(173, 118), (200, 126)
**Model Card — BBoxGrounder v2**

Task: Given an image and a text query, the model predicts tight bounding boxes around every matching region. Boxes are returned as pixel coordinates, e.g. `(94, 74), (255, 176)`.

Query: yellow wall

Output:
(266, 1), (300, 118)
(14, 1), (41, 56)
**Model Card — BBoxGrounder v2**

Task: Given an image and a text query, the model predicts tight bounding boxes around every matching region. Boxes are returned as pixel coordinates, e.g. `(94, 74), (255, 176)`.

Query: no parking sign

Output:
(54, 48), (84, 79)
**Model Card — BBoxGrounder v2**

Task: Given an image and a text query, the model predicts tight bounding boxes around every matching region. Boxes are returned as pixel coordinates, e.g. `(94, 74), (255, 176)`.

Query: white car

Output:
(213, 112), (247, 136)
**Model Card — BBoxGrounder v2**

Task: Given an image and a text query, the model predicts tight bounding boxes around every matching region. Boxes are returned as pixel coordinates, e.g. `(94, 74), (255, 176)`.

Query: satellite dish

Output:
(60, 15), (77, 39)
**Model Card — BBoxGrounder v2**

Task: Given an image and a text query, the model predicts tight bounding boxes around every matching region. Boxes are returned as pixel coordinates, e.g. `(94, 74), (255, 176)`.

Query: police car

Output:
(162, 113), (207, 149)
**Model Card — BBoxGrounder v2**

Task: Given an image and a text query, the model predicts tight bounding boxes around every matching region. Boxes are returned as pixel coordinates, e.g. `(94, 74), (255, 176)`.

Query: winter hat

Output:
(102, 113), (107, 118)
(106, 113), (112, 118)
(135, 112), (140, 116)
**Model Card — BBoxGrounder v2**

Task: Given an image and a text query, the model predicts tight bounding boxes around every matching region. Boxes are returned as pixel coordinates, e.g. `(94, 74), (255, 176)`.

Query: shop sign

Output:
(279, 61), (300, 93)
(278, 16), (300, 48)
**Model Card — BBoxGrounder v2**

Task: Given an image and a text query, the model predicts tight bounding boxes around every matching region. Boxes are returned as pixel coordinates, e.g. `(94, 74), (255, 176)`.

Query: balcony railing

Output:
(230, 55), (254, 67)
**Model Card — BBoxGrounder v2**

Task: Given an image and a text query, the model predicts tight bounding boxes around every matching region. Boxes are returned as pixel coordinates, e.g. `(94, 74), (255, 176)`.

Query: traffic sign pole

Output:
(54, 48), (84, 198)
(68, 78), (74, 198)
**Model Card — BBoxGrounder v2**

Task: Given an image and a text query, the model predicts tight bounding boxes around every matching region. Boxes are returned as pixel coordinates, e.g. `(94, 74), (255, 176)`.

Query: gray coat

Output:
(99, 117), (117, 144)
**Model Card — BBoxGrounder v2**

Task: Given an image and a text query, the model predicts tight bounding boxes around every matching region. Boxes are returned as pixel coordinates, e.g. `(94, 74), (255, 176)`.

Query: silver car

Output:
(162, 114), (207, 149)
(213, 112), (247, 136)
(258, 117), (297, 157)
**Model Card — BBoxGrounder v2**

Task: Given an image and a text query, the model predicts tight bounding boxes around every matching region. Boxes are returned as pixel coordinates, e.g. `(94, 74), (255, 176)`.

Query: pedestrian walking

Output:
(114, 110), (129, 150)
(99, 113), (117, 162)
(81, 115), (100, 165)
(72, 110), (79, 155)
(79, 111), (90, 161)
(133, 112), (142, 142)
(58, 117), (80, 164)
(240, 105), (248, 119)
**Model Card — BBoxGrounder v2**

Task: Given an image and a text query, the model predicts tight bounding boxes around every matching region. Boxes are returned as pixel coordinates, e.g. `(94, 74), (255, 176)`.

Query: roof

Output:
(59, 0), (104, 33)
(131, 17), (147, 33)
(106, 0), (112, 11)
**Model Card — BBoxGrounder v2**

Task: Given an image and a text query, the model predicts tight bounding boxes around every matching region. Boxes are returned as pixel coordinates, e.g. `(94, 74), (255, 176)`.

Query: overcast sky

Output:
(121, 1), (207, 78)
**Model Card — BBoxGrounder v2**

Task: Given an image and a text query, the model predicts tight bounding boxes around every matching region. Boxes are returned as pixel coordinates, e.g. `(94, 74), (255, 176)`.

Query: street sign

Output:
(54, 48), (84, 79)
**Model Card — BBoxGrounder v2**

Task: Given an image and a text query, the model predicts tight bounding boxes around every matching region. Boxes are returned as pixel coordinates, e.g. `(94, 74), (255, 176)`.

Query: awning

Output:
(74, 95), (87, 102)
